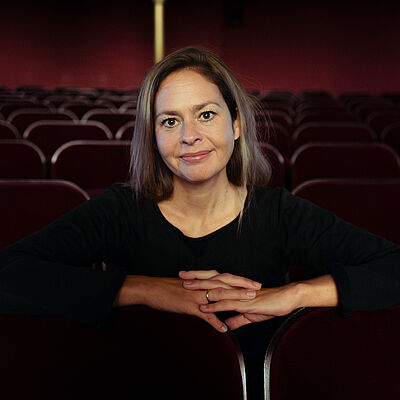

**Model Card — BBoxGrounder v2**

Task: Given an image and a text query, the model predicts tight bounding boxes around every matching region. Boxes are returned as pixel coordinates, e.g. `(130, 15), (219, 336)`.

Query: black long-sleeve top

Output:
(1, 184), (400, 327)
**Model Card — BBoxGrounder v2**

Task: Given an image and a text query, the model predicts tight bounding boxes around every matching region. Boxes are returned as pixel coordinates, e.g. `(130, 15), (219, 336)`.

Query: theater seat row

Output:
(2, 139), (399, 193)
(1, 177), (399, 399)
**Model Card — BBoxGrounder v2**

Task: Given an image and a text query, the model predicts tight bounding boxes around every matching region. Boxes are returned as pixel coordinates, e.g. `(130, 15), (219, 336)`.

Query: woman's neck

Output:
(157, 176), (246, 238)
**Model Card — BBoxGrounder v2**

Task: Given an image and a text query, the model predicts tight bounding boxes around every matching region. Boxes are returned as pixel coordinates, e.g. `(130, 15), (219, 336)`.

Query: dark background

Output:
(1, 0), (399, 95)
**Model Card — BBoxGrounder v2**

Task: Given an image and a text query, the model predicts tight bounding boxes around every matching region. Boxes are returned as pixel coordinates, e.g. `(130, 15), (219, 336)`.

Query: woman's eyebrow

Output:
(156, 102), (222, 119)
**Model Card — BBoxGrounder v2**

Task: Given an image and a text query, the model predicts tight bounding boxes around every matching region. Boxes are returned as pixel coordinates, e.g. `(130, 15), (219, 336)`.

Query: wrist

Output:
(292, 275), (339, 309)
(113, 275), (150, 307)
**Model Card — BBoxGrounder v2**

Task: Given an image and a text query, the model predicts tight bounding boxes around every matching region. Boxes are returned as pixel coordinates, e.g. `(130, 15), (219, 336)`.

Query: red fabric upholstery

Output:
(292, 122), (376, 150)
(0, 179), (89, 249)
(7, 108), (75, 135)
(82, 109), (136, 136)
(0, 140), (46, 179)
(265, 307), (400, 400)
(292, 178), (400, 245)
(0, 306), (246, 400)
(59, 103), (110, 119)
(355, 104), (399, 121)
(290, 143), (400, 188)
(0, 101), (38, 119)
(51, 140), (131, 197)
(267, 110), (293, 133)
(23, 120), (113, 160)
(366, 110), (400, 135)
(381, 122), (400, 155)
(115, 120), (135, 140)
(258, 123), (291, 160)
(260, 143), (286, 187)
(259, 98), (295, 117)
(294, 108), (357, 125)
(0, 120), (19, 139)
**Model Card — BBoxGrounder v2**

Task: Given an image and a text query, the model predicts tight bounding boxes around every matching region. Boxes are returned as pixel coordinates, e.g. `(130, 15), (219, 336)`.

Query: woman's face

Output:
(154, 69), (240, 186)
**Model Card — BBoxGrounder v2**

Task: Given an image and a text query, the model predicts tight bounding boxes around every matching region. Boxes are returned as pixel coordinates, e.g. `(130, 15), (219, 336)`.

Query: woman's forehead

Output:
(155, 69), (225, 113)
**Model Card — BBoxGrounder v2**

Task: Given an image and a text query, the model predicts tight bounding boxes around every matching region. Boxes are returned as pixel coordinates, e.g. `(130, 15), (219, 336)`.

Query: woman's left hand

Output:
(180, 271), (339, 330)
(197, 284), (301, 330)
(179, 269), (299, 330)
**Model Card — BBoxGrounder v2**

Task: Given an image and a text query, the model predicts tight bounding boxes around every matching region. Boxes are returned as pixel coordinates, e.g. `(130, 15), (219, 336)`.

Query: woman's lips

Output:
(180, 151), (211, 162)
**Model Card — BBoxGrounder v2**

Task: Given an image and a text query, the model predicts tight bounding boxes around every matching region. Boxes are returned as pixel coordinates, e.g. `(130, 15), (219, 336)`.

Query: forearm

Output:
(113, 275), (149, 307)
(294, 274), (339, 309)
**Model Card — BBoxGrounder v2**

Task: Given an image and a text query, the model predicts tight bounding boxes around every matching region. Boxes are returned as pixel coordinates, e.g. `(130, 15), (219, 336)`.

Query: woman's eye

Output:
(161, 118), (177, 128)
(200, 111), (216, 121)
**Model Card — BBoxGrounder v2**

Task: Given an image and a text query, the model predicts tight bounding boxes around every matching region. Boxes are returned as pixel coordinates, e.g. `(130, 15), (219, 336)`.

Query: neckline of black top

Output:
(152, 194), (249, 242)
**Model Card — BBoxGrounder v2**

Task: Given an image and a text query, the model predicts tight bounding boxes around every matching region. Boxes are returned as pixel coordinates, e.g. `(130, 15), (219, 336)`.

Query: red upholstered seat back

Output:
(0, 306), (246, 400)
(0, 140), (46, 179)
(23, 120), (112, 160)
(290, 142), (400, 188)
(0, 180), (89, 249)
(265, 307), (400, 400)
(292, 178), (400, 245)
(51, 140), (131, 197)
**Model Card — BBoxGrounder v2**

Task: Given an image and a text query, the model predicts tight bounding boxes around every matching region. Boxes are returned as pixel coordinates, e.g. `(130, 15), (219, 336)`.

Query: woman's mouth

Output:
(180, 151), (211, 163)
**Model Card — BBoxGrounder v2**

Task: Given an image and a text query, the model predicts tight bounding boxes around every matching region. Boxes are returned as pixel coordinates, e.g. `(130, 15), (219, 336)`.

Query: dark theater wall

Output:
(0, 0), (399, 95)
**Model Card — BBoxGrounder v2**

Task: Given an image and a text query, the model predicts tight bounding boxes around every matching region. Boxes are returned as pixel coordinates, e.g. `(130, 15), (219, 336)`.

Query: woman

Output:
(1, 46), (400, 398)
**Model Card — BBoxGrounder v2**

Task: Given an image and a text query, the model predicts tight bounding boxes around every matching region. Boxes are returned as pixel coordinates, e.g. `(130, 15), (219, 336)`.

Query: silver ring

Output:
(205, 290), (211, 303)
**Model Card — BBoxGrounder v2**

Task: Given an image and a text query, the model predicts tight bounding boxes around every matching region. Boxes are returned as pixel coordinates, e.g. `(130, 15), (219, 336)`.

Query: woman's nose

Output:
(180, 121), (202, 145)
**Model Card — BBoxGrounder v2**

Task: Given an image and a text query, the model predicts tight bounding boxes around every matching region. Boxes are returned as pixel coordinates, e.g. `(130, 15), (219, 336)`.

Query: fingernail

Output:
(220, 325), (228, 332)
(253, 281), (262, 288)
(246, 290), (256, 297)
(183, 281), (193, 285)
(200, 304), (208, 310)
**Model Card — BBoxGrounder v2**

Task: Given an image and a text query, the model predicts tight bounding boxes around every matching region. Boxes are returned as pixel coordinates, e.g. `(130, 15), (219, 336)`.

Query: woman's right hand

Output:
(113, 275), (229, 333)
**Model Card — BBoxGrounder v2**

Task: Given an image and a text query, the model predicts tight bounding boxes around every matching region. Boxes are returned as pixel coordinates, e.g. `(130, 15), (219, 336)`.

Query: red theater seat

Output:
(265, 307), (400, 400)
(292, 122), (376, 150)
(260, 143), (286, 187)
(366, 110), (400, 136)
(354, 104), (399, 121)
(51, 140), (131, 197)
(294, 108), (358, 126)
(82, 109), (136, 136)
(58, 102), (109, 119)
(0, 179), (89, 249)
(8, 108), (76, 136)
(290, 143), (400, 188)
(0, 140), (46, 179)
(0, 121), (19, 139)
(0, 101), (38, 119)
(258, 96), (295, 117)
(115, 120), (135, 140)
(267, 110), (293, 132)
(0, 307), (246, 400)
(24, 120), (112, 160)
(292, 178), (400, 245)
(258, 123), (291, 160)
(94, 95), (138, 109)
(296, 100), (343, 114)
(381, 122), (400, 155)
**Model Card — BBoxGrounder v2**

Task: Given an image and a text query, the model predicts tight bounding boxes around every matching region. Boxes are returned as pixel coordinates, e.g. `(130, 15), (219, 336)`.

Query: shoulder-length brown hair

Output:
(129, 46), (271, 201)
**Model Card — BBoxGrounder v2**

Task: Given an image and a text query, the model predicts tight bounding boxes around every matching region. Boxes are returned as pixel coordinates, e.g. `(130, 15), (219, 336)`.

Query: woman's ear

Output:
(233, 112), (241, 140)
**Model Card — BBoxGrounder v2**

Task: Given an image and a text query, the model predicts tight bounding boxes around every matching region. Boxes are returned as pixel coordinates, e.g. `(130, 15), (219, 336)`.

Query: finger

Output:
(205, 288), (257, 302)
(242, 313), (275, 323)
(225, 314), (253, 330)
(210, 273), (262, 290)
(199, 300), (239, 313)
(197, 311), (228, 333)
(182, 279), (233, 290)
(225, 313), (275, 330)
(179, 270), (219, 280)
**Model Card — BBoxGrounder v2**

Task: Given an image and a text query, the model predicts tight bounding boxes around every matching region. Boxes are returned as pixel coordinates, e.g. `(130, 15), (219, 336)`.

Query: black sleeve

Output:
(0, 185), (130, 326)
(278, 188), (400, 316)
